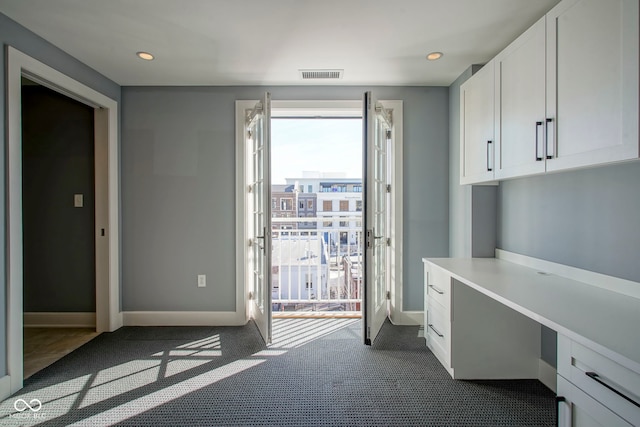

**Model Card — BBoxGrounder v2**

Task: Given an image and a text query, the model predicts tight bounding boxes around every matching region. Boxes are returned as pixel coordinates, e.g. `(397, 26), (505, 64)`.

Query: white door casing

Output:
(4, 46), (121, 399)
(235, 98), (406, 343)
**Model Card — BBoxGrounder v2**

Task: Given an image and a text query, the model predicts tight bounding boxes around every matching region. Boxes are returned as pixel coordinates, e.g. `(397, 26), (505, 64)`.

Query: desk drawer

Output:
(557, 376), (633, 426)
(426, 301), (450, 364)
(558, 335), (640, 425)
(425, 263), (451, 310)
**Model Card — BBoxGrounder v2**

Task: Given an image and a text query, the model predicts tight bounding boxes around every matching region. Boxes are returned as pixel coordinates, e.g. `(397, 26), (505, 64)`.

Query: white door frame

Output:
(3, 46), (122, 398)
(235, 99), (405, 326)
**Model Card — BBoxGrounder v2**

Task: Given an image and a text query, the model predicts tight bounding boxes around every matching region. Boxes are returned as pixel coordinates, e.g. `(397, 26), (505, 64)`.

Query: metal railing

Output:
(271, 217), (363, 315)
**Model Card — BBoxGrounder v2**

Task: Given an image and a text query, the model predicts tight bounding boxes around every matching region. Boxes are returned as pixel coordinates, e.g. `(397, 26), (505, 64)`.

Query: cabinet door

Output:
(495, 17), (547, 180)
(546, 0), (639, 172)
(460, 61), (495, 185)
(557, 376), (633, 427)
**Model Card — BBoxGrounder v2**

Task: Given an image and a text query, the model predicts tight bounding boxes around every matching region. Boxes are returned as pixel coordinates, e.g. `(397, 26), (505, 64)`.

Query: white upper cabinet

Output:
(460, 60), (496, 185)
(461, 0), (639, 185)
(495, 17), (547, 180)
(546, 0), (639, 171)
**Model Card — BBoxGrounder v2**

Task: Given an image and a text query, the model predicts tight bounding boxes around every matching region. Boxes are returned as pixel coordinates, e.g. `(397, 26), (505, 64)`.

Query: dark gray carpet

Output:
(1, 319), (555, 426)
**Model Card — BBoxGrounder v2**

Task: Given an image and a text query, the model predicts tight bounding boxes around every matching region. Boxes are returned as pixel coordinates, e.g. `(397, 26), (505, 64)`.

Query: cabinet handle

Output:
(486, 140), (493, 172)
(585, 371), (640, 408)
(535, 121), (544, 161)
(428, 284), (444, 295)
(555, 396), (566, 427)
(428, 324), (444, 337)
(546, 118), (555, 159)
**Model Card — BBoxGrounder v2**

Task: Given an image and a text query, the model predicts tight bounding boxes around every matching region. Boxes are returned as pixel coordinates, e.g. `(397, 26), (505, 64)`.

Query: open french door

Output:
(363, 91), (392, 345)
(246, 93), (272, 344)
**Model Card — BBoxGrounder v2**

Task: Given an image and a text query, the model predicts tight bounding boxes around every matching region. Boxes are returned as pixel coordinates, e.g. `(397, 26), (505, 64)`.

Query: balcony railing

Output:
(271, 217), (362, 316)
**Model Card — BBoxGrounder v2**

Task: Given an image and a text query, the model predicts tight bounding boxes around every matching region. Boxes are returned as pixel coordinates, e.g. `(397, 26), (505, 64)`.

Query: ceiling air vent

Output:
(299, 69), (344, 80)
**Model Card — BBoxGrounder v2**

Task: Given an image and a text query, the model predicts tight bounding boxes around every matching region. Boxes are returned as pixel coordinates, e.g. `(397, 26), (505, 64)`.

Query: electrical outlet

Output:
(197, 274), (206, 288)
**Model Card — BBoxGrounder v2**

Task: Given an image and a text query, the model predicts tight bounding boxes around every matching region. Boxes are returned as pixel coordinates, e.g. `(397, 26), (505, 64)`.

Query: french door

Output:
(363, 91), (392, 345)
(246, 93), (272, 343)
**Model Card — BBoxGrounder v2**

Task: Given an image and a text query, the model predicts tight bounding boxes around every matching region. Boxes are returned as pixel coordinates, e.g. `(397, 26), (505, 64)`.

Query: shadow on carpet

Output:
(0, 319), (555, 426)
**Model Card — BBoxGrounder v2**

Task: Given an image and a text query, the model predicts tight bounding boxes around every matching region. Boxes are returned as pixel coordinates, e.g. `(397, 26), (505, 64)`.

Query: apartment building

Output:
(285, 174), (362, 247)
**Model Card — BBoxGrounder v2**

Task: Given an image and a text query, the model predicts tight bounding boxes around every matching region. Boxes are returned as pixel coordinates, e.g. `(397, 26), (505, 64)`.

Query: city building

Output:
(285, 173), (362, 251)
(271, 184), (297, 230)
(296, 192), (317, 230)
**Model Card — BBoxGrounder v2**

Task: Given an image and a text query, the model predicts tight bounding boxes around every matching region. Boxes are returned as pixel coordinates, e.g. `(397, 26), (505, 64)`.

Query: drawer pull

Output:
(555, 396), (566, 427)
(428, 324), (444, 338)
(428, 284), (444, 295)
(585, 371), (640, 408)
(535, 121), (544, 161)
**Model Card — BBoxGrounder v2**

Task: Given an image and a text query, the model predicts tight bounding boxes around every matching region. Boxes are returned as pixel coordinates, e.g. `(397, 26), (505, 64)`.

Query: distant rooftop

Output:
(272, 236), (327, 266)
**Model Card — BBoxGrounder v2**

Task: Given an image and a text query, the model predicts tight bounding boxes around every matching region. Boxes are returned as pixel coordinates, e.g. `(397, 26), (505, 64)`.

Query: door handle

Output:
(428, 284), (444, 295)
(546, 118), (555, 159)
(255, 227), (268, 252)
(555, 396), (566, 427)
(586, 371), (640, 408)
(428, 324), (444, 338)
(535, 121), (544, 161)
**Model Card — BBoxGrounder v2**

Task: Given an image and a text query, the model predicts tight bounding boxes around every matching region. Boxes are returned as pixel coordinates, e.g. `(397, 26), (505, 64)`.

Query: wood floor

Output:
(23, 328), (99, 379)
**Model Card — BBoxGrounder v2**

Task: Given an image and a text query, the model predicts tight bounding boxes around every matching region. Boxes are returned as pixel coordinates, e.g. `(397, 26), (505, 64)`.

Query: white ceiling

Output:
(0, 0), (560, 86)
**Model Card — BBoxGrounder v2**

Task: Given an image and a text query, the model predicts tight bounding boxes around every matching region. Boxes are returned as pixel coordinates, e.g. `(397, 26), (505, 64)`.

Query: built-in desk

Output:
(423, 253), (640, 426)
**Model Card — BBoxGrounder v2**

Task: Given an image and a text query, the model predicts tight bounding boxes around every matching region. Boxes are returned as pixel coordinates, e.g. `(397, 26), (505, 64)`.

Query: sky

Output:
(271, 118), (362, 184)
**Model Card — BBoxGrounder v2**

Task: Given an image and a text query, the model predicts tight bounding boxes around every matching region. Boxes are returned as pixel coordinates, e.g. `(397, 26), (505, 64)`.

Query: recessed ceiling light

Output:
(426, 52), (443, 61)
(136, 51), (155, 61)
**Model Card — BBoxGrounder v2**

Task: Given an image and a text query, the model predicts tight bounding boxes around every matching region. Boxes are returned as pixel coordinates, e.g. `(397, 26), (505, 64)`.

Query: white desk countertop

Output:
(423, 257), (640, 373)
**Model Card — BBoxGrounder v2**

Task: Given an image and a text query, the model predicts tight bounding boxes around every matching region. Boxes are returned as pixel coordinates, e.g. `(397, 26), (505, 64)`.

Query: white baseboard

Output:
(24, 312), (96, 328)
(0, 375), (11, 401)
(122, 311), (247, 326)
(538, 359), (557, 393)
(390, 310), (423, 326)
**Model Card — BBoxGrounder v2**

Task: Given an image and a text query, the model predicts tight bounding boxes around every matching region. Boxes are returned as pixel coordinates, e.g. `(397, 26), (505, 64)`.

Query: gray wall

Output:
(498, 163), (640, 282)
(0, 12), (120, 376)
(121, 86), (449, 312)
(22, 83), (96, 312)
(498, 162), (640, 366)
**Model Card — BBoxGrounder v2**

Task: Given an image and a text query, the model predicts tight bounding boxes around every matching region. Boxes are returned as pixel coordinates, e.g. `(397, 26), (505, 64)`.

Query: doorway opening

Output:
(21, 78), (99, 378)
(237, 97), (403, 346)
(270, 117), (363, 318)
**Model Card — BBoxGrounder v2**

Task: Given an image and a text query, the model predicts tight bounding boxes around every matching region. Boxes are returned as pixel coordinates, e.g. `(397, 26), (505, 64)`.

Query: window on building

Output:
(272, 198), (277, 209)
(323, 221), (333, 227)
(281, 198), (293, 210)
(308, 185), (313, 193)
(307, 200), (314, 210)
(323, 200), (332, 211)
(339, 200), (349, 211)
(356, 200), (363, 211)
(299, 201), (305, 210)
(353, 185), (362, 192)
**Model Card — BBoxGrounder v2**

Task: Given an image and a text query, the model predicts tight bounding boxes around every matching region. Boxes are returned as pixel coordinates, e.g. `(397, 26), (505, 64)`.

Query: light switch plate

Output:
(74, 194), (84, 208)
(197, 274), (206, 288)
